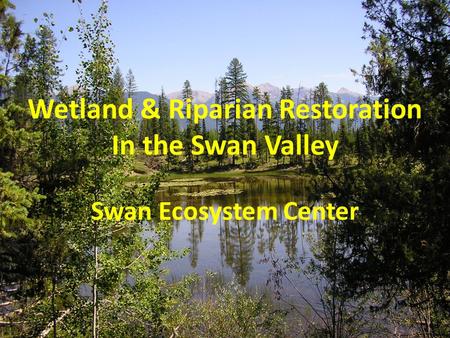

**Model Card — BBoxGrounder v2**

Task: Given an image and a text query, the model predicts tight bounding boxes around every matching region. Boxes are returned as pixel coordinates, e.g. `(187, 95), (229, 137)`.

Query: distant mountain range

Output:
(132, 83), (365, 129)
(167, 90), (214, 104)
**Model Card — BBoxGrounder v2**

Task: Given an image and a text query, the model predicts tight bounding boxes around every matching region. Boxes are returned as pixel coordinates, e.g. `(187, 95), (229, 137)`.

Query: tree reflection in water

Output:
(161, 175), (322, 293)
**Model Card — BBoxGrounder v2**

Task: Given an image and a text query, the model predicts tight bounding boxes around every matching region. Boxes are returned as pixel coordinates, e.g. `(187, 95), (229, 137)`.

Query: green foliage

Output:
(0, 11), (21, 78)
(2, 0), (448, 336)
(109, 66), (125, 104)
(170, 278), (287, 338)
(0, 2), (188, 337)
(315, 0), (450, 335)
(0, 170), (41, 238)
(182, 80), (195, 171)
(125, 68), (137, 99)
(225, 58), (248, 154)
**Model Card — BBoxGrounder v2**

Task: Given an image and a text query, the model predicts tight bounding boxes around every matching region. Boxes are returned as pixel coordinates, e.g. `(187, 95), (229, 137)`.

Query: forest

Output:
(0, 0), (449, 337)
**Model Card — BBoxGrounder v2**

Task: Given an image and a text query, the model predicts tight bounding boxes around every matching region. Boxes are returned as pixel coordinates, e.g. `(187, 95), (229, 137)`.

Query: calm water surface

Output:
(158, 175), (325, 300)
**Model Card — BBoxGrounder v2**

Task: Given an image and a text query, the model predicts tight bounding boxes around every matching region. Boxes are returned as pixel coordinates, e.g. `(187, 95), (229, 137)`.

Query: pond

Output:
(158, 174), (327, 302)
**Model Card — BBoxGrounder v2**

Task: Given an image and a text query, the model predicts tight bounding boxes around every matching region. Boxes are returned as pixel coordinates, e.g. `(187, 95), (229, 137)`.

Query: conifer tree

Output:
(158, 88), (170, 140)
(34, 23), (62, 100)
(251, 86), (261, 160)
(182, 80), (195, 171)
(281, 86), (295, 164)
(216, 77), (228, 166)
(167, 113), (180, 169)
(0, 10), (22, 98)
(218, 77), (228, 140)
(336, 119), (350, 166)
(225, 58), (248, 165)
(313, 82), (332, 170)
(125, 68), (137, 99)
(13, 34), (36, 103)
(318, 1), (449, 330)
(110, 66), (124, 100)
(261, 91), (272, 162)
(296, 97), (308, 166)
(355, 120), (371, 164)
(273, 101), (283, 165)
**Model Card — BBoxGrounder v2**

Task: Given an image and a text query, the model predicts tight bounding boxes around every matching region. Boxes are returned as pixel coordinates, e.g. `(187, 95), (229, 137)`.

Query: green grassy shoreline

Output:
(128, 167), (308, 183)
(128, 153), (318, 182)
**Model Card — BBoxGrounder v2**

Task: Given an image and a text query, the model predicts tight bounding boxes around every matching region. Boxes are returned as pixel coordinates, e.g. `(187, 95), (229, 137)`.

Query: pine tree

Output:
(213, 77), (229, 166)
(0, 104), (42, 285)
(313, 82), (332, 139)
(261, 92), (272, 163)
(167, 113), (180, 169)
(139, 114), (152, 144)
(281, 86), (295, 164)
(32, 23), (67, 336)
(125, 68), (137, 99)
(213, 78), (220, 134)
(34, 24), (62, 100)
(111, 66), (125, 100)
(158, 88), (170, 140)
(336, 119), (350, 166)
(313, 82), (332, 170)
(355, 120), (370, 164)
(315, 1), (450, 334)
(182, 80), (195, 171)
(218, 77), (228, 143)
(296, 97), (308, 166)
(225, 58), (248, 165)
(273, 101), (283, 165)
(0, 11), (22, 98)
(251, 86), (262, 160)
(13, 34), (36, 103)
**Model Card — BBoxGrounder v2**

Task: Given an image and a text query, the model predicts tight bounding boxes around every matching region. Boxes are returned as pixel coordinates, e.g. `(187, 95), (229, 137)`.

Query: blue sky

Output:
(14, 0), (369, 94)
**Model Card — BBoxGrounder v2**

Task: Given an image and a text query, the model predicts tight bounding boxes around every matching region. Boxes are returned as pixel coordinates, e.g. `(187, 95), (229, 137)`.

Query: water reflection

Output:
(159, 176), (321, 288)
